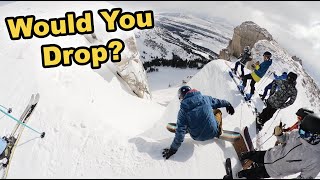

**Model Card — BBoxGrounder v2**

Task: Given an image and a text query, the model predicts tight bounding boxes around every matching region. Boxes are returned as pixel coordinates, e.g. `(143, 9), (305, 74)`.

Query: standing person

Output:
(256, 72), (298, 130)
(162, 86), (235, 159)
(238, 51), (273, 101)
(259, 70), (288, 101)
(237, 113), (320, 179)
(232, 46), (252, 78)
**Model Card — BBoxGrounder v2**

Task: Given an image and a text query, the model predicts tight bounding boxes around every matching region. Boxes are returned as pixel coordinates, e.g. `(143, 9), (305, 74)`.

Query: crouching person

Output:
(237, 113), (320, 179)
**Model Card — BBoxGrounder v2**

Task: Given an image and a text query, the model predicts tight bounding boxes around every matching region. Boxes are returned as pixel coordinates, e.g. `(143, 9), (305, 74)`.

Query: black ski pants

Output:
(242, 74), (256, 95)
(238, 151), (270, 179)
(259, 102), (278, 125)
(234, 61), (245, 77)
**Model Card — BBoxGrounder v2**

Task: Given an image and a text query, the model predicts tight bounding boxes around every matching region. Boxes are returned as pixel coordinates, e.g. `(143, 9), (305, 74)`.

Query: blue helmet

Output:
(178, 86), (191, 101)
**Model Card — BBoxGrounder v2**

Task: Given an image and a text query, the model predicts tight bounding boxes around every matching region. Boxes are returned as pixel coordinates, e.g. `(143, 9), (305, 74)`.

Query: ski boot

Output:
(256, 116), (264, 131)
(259, 94), (265, 101)
(238, 84), (245, 94)
(239, 151), (254, 161)
(231, 68), (237, 75)
(245, 93), (253, 101)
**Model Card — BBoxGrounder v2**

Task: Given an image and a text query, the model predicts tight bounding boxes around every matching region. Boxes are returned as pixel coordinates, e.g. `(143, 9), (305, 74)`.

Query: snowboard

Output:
(166, 123), (241, 143)
(223, 158), (233, 179)
(231, 132), (253, 170)
(243, 126), (254, 151)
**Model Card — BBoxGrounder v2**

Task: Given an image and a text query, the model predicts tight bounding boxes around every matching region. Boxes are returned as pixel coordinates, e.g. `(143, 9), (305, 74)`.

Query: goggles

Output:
(299, 127), (320, 145)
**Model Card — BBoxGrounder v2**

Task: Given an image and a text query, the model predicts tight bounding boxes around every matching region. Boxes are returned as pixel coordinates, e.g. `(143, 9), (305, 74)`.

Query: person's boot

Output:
(239, 151), (254, 161)
(245, 93), (253, 101)
(259, 94), (265, 101)
(238, 84), (245, 94)
(256, 116), (264, 131)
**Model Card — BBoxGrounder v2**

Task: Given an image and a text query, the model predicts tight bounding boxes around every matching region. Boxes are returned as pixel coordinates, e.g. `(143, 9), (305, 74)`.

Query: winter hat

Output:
(287, 72), (298, 82)
(178, 86), (191, 101)
(296, 108), (314, 119)
(263, 51), (272, 57)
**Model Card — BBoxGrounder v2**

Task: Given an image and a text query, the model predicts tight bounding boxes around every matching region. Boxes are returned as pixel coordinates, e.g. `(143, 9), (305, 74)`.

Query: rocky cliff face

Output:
(219, 21), (273, 60)
(85, 33), (151, 99)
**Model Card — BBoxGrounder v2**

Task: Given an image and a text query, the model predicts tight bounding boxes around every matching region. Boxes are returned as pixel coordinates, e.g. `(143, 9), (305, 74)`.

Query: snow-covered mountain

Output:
(134, 13), (234, 62)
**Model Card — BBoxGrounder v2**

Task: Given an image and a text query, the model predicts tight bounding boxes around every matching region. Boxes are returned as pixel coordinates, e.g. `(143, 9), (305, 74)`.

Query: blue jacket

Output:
(170, 91), (231, 151)
(251, 59), (273, 82)
(274, 72), (287, 80)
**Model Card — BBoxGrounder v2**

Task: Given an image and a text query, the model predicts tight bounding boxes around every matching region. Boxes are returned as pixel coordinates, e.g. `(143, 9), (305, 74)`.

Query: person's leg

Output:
(242, 74), (252, 87)
(249, 77), (256, 95)
(238, 165), (270, 179)
(234, 61), (240, 72)
(240, 64), (245, 77)
(241, 151), (266, 163)
(262, 82), (273, 98)
(258, 103), (278, 125)
(213, 109), (223, 136)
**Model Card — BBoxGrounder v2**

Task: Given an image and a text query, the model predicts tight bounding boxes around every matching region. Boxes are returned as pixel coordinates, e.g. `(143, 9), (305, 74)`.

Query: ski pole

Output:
(259, 134), (274, 147)
(0, 105), (12, 113)
(0, 108), (45, 138)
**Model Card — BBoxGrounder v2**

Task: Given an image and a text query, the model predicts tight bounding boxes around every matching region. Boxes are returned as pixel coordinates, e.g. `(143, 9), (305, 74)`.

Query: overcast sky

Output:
(1, 1), (319, 85)
(109, 1), (320, 85)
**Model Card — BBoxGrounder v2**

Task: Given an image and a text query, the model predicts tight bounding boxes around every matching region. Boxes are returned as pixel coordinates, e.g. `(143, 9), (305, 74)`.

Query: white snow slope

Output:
(0, 1), (319, 179)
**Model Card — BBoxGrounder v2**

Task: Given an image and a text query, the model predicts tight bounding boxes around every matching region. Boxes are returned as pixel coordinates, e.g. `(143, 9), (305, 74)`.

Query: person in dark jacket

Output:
(232, 46), (252, 77)
(237, 113), (320, 179)
(256, 72), (298, 130)
(239, 51), (273, 100)
(162, 86), (235, 159)
(259, 70), (288, 101)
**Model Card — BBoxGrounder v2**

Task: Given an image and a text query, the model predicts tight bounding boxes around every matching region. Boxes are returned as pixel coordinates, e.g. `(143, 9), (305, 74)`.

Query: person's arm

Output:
(206, 96), (234, 115)
(170, 109), (188, 151)
(270, 80), (282, 95)
(280, 89), (297, 109)
(295, 161), (320, 179)
(207, 96), (230, 109)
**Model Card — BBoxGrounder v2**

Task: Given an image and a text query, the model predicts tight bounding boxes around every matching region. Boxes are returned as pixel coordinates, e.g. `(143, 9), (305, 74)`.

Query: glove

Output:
(226, 104), (235, 115)
(273, 122), (284, 136)
(162, 148), (177, 160)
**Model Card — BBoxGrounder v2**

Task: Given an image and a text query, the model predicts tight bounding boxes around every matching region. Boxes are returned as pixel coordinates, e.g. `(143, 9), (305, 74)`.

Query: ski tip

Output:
(40, 132), (45, 138)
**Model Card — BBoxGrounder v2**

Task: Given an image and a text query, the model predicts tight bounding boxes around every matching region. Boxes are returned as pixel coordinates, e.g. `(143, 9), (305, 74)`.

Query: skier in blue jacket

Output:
(239, 51), (273, 100)
(259, 70), (288, 100)
(162, 86), (235, 159)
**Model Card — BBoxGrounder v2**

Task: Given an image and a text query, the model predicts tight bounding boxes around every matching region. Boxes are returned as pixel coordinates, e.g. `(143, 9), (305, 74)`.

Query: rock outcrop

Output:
(219, 21), (273, 60)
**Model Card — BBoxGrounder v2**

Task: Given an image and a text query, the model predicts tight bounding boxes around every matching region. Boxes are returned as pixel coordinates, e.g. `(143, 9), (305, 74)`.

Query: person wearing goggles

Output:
(162, 86), (235, 160)
(237, 113), (320, 179)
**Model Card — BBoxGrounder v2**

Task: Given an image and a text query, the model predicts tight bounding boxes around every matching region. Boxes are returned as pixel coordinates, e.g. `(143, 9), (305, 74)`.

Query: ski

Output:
(223, 158), (233, 179)
(255, 109), (262, 150)
(10, 94), (36, 137)
(243, 126), (254, 151)
(228, 70), (256, 115)
(2, 93), (40, 178)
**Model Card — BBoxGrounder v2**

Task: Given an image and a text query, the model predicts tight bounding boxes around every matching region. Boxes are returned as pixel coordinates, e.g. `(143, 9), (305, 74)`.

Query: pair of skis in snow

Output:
(225, 62), (262, 147)
(0, 93), (41, 178)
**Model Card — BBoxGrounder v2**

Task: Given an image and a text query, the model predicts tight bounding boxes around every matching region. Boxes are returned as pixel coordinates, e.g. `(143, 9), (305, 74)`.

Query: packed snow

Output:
(0, 1), (319, 179)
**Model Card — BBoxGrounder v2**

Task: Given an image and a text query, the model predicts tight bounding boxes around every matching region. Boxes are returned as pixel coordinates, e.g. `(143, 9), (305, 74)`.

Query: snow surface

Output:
(0, 1), (319, 179)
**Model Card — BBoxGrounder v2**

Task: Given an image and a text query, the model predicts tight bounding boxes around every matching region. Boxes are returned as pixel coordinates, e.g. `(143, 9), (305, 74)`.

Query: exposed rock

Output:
(219, 21), (273, 60)
(115, 37), (152, 99)
(292, 55), (303, 65)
